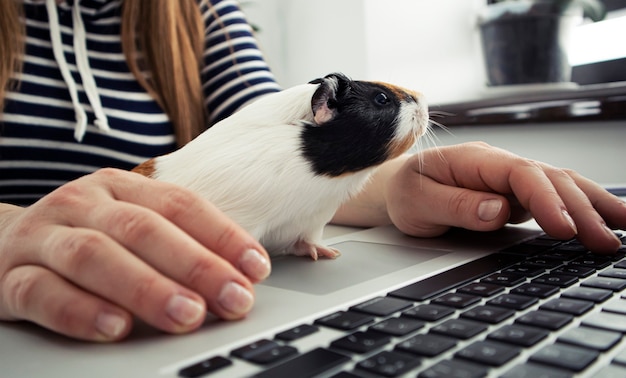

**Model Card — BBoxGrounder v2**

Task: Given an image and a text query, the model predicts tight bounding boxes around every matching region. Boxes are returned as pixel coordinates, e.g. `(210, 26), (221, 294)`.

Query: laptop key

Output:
(315, 311), (374, 331)
(600, 268), (626, 280)
(481, 272), (526, 286)
(252, 347), (350, 378)
(500, 243), (551, 256)
(178, 356), (232, 378)
(460, 305), (514, 324)
(457, 281), (505, 297)
(455, 340), (520, 366)
(356, 350), (421, 377)
(561, 286), (612, 303)
(594, 364), (626, 378)
(402, 304), (454, 321)
(329, 373), (362, 378)
(603, 297), (626, 315)
(532, 273), (578, 288)
(570, 255), (612, 269)
(582, 311), (626, 333)
(487, 324), (548, 347)
(553, 242), (589, 253)
(614, 346), (626, 366)
(539, 298), (594, 315)
(502, 264), (544, 278)
(388, 253), (523, 301)
(530, 343), (599, 372)
(516, 310), (573, 330)
(537, 250), (584, 261)
(487, 293), (538, 310)
(369, 317), (424, 336)
(231, 339), (278, 360)
(396, 334), (457, 357)
(500, 363), (573, 378)
(581, 276), (626, 291)
(275, 324), (319, 342)
(431, 319), (488, 339)
(554, 265), (595, 278)
(511, 283), (559, 298)
(330, 330), (390, 354)
(525, 257), (563, 269)
(248, 345), (298, 365)
(558, 326), (622, 351)
(417, 358), (488, 378)
(432, 292), (481, 309)
(350, 296), (413, 317)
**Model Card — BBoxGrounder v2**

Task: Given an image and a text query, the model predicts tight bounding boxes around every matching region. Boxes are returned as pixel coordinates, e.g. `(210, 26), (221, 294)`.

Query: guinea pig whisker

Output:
(428, 110), (454, 118)
(428, 118), (453, 136)
(421, 124), (446, 164)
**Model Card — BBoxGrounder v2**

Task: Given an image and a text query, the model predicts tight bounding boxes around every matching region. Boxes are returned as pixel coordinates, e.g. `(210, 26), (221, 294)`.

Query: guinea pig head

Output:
(303, 73), (428, 176)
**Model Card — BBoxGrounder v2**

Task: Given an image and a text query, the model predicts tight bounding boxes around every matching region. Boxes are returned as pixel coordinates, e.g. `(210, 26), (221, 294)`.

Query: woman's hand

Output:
(0, 168), (271, 342)
(335, 142), (626, 253)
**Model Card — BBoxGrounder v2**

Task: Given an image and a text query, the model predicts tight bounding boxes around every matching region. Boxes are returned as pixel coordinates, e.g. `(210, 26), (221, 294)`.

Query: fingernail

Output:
(218, 281), (254, 315)
(95, 312), (127, 340)
(166, 294), (205, 326)
(478, 199), (503, 221)
(602, 223), (618, 239)
(240, 249), (271, 281)
(562, 210), (578, 234)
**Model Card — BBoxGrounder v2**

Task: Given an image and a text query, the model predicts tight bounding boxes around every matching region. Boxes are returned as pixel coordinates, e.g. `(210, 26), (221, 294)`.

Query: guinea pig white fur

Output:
(134, 73), (429, 259)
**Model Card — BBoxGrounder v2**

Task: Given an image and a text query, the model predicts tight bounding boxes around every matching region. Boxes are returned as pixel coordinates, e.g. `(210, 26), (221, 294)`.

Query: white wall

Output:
(244, 0), (488, 105)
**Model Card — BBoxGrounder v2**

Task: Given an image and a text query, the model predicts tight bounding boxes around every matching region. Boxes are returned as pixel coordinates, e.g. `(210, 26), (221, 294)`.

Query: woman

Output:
(1, 0), (624, 342)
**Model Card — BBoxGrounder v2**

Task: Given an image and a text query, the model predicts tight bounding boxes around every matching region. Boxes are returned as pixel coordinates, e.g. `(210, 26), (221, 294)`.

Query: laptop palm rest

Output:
(261, 241), (446, 295)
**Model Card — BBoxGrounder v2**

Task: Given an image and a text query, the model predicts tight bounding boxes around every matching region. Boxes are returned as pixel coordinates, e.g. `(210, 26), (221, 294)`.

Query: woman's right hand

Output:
(0, 168), (271, 342)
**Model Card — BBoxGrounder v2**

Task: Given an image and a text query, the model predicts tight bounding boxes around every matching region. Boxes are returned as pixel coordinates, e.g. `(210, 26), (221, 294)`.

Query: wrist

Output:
(332, 154), (411, 227)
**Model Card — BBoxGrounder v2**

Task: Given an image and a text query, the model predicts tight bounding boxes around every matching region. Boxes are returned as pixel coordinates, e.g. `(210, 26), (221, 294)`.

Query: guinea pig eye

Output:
(374, 92), (390, 105)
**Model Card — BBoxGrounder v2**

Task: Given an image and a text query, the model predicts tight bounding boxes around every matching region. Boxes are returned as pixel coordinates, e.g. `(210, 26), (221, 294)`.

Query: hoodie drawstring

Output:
(45, 0), (110, 142)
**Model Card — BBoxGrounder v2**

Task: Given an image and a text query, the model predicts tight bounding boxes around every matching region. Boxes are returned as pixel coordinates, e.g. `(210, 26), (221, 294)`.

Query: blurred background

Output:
(243, 0), (625, 104)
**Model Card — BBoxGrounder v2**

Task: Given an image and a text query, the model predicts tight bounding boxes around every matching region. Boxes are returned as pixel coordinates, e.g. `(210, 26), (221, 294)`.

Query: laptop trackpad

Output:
(261, 241), (445, 295)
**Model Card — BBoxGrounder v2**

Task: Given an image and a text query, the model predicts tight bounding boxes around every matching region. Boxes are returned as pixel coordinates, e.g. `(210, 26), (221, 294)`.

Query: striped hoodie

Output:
(0, 0), (281, 206)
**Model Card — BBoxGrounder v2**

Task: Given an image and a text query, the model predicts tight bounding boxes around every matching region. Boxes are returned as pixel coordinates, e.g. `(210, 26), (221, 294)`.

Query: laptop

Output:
(1, 210), (625, 378)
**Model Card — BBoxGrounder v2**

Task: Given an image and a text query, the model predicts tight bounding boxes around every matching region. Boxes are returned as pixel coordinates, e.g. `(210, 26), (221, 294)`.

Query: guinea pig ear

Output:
(309, 76), (339, 125)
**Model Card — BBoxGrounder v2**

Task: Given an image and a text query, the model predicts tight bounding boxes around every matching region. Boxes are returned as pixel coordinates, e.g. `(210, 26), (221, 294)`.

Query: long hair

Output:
(0, 0), (24, 117)
(1, 0), (206, 146)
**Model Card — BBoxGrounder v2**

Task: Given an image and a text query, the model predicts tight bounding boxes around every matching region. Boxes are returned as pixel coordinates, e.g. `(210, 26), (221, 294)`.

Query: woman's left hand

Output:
(335, 142), (626, 254)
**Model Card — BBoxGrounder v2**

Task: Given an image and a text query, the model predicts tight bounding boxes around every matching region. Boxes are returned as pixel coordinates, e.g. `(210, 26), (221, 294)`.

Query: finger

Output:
(566, 170), (626, 229)
(82, 202), (258, 320)
(33, 226), (213, 333)
(39, 170), (260, 322)
(427, 147), (583, 240)
(389, 173), (511, 237)
(542, 166), (623, 253)
(99, 169), (271, 283)
(504, 161), (581, 240)
(504, 194), (532, 224)
(1, 265), (131, 342)
(411, 145), (622, 253)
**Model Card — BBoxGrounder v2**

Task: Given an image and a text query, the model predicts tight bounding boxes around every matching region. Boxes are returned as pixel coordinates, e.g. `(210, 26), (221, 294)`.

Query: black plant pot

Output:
(480, 1), (581, 86)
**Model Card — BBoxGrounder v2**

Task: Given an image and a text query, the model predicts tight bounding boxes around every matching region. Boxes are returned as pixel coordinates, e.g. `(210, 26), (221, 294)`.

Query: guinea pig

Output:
(133, 73), (429, 259)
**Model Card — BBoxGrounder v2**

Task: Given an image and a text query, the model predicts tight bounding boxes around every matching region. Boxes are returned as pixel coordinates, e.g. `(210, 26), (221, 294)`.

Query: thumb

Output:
(442, 187), (513, 232)
(477, 198), (507, 223)
(390, 174), (512, 237)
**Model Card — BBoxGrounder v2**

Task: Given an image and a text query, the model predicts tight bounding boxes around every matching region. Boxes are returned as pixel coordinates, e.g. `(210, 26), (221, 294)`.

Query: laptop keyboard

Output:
(179, 231), (626, 378)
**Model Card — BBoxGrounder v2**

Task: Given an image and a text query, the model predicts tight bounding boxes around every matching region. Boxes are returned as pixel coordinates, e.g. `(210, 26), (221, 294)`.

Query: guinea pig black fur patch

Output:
(301, 74), (400, 176)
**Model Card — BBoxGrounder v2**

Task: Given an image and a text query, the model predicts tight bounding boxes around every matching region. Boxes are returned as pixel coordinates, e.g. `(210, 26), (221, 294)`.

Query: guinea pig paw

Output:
(314, 245), (341, 260)
(292, 240), (341, 261)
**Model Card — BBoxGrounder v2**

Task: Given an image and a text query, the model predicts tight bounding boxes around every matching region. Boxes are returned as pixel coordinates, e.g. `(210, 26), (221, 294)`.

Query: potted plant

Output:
(479, 0), (606, 86)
